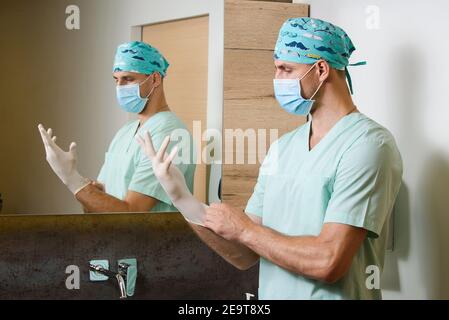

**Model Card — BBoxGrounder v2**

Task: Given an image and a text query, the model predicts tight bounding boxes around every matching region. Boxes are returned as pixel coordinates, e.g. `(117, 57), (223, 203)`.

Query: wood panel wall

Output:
(222, 0), (309, 209)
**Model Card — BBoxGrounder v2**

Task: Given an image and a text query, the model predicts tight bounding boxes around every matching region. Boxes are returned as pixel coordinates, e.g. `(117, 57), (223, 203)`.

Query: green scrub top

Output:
(245, 112), (403, 300)
(97, 111), (196, 213)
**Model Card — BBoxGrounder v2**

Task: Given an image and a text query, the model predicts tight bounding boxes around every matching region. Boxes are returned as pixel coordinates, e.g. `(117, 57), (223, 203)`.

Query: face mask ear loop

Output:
(144, 85), (155, 99)
(140, 74), (152, 85)
(298, 62), (322, 100)
(140, 74), (155, 99)
(299, 62), (318, 82)
(310, 79), (325, 101)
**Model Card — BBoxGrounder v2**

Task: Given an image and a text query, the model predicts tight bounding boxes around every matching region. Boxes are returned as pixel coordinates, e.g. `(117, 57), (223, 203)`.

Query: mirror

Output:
(0, 1), (216, 215)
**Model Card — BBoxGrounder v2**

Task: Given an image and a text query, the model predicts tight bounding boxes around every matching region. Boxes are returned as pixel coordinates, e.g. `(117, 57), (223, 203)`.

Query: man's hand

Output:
(38, 124), (90, 195)
(204, 203), (255, 242)
(136, 132), (186, 201)
(137, 131), (206, 225)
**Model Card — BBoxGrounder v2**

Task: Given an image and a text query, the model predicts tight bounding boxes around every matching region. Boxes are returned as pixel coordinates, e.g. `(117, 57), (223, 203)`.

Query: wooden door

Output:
(142, 16), (209, 203)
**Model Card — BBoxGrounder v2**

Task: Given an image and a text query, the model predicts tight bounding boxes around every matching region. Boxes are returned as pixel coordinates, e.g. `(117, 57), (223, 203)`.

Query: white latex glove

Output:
(136, 131), (206, 226)
(38, 124), (91, 195)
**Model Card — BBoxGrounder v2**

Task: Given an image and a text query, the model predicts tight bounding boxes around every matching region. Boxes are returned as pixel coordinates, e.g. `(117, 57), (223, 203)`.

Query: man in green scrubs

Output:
(188, 18), (403, 299)
(38, 41), (196, 213)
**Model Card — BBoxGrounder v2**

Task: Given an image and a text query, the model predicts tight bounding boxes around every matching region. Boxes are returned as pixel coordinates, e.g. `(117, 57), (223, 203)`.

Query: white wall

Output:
(293, 0), (449, 299)
(0, 0), (223, 213)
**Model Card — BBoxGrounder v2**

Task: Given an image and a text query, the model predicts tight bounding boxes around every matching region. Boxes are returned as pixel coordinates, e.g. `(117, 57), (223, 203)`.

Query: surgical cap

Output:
(113, 41), (170, 77)
(274, 17), (366, 94)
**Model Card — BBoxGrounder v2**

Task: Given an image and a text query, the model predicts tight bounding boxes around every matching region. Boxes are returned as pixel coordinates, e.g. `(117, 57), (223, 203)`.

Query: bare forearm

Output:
(75, 184), (130, 213)
(239, 223), (335, 281)
(189, 223), (259, 270)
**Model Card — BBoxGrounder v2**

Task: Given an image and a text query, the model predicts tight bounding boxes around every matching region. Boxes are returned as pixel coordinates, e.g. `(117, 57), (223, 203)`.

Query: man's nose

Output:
(274, 70), (286, 79)
(274, 70), (280, 79)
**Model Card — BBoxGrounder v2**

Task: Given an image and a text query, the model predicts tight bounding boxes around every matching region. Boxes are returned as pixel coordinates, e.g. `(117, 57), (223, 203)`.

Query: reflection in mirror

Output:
(0, 4), (211, 216)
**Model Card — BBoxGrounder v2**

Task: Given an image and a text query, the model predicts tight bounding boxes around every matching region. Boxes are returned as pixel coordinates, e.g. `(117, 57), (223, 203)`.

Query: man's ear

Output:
(152, 72), (163, 88)
(316, 60), (330, 82)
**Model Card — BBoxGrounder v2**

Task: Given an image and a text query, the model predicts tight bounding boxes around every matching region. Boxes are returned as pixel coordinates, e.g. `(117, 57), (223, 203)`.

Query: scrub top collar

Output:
(126, 111), (173, 152)
(306, 111), (363, 153)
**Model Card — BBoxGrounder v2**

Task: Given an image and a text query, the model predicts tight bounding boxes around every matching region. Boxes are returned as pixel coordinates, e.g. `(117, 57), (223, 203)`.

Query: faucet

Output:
(89, 263), (128, 299)
(117, 262), (131, 297)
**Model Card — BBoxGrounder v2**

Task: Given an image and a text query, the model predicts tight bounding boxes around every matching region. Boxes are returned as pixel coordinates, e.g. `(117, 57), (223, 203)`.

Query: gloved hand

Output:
(136, 131), (206, 226)
(38, 124), (91, 195)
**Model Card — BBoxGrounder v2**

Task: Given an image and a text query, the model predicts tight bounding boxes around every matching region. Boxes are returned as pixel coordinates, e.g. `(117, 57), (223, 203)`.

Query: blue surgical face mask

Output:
(116, 75), (155, 114)
(273, 63), (324, 116)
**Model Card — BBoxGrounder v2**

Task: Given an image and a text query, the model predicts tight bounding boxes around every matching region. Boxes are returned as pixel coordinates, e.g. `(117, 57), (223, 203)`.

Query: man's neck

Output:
(309, 87), (357, 150)
(137, 91), (170, 126)
(309, 89), (358, 140)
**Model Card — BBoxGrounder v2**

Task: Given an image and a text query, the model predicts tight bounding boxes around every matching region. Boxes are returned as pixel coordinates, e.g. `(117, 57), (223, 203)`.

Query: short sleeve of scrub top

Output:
(324, 139), (403, 238)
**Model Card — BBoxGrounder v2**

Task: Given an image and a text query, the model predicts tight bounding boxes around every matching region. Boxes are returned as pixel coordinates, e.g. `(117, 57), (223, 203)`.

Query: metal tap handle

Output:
(116, 274), (127, 299)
